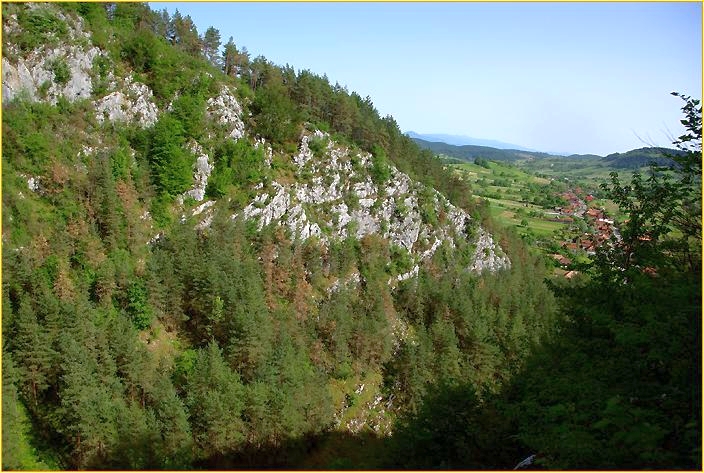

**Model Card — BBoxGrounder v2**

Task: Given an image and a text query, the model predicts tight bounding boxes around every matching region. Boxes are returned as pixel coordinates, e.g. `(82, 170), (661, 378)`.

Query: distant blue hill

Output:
(406, 131), (537, 152)
(411, 138), (555, 162)
(411, 136), (683, 169)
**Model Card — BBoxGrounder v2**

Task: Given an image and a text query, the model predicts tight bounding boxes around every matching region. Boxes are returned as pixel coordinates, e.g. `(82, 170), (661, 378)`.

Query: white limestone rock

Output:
(207, 86), (244, 140)
(236, 129), (510, 276)
(470, 228), (511, 272)
(2, 6), (102, 104)
(3, 45), (101, 104)
(181, 141), (213, 202)
(192, 200), (215, 216)
(94, 76), (158, 127)
(294, 134), (315, 168)
(26, 176), (41, 193)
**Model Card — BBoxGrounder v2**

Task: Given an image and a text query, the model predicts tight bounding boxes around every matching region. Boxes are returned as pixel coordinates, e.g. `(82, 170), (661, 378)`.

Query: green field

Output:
(451, 160), (573, 239)
(515, 156), (622, 188)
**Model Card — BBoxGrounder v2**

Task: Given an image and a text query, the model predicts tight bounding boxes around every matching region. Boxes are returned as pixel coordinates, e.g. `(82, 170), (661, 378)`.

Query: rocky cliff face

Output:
(2, 3), (509, 281)
(2, 4), (98, 104)
(234, 130), (509, 276)
(2, 4), (158, 125)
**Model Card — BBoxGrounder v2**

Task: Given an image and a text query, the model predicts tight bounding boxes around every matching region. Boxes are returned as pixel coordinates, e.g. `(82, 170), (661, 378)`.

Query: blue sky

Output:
(150, 2), (701, 155)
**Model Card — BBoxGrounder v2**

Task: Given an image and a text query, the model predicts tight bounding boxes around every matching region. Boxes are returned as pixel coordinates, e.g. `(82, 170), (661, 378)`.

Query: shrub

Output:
(308, 135), (328, 156)
(91, 55), (111, 96)
(149, 115), (194, 196)
(370, 145), (391, 185)
(49, 58), (71, 86)
(15, 7), (68, 53)
(213, 138), (265, 187)
(170, 94), (206, 141)
(388, 244), (414, 275)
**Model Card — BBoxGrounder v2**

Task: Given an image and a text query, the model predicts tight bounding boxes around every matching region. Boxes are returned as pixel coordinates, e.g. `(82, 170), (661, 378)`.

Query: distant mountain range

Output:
(411, 137), (559, 162)
(411, 137), (684, 170)
(601, 147), (685, 168)
(406, 131), (537, 151)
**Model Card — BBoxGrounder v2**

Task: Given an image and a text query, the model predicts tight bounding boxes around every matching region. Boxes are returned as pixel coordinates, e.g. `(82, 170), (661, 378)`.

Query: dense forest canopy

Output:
(1, 2), (700, 470)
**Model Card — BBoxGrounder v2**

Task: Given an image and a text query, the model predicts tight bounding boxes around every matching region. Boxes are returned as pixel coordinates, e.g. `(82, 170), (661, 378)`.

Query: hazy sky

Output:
(150, 2), (701, 155)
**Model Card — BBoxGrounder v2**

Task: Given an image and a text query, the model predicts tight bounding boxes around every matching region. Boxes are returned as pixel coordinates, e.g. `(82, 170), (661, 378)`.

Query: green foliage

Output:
(125, 280), (153, 330)
(370, 145), (391, 185)
(343, 191), (359, 211)
(170, 93), (206, 141)
(121, 28), (160, 76)
(11, 3), (685, 470)
(186, 342), (246, 459)
(390, 383), (516, 469)
(48, 57), (71, 86)
(149, 115), (194, 196)
(110, 146), (132, 181)
(474, 156), (492, 168)
(417, 187), (438, 226)
(91, 54), (112, 96)
(202, 26), (221, 67)
(493, 94), (703, 469)
(205, 165), (234, 198)
(251, 79), (300, 148)
(77, 3), (111, 49)
(505, 270), (701, 469)
(2, 353), (59, 470)
(12, 6), (68, 54)
(206, 139), (266, 198)
(2, 100), (59, 171)
(150, 194), (175, 228)
(387, 244), (413, 275)
(598, 93), (701, 276)
(307, 134), (328, 156)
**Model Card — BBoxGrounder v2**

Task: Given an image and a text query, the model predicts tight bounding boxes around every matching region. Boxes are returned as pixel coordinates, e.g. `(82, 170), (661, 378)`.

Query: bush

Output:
(308, 135), (328, 156)
(49, 58), (71, 86)
(150, 194), (174, 228)
(149, 115), (194, 196)
(170, 94), (206, 140)
(91, 55), (111, 96)
(213, 138), (265, 187)
(205, 166), (234, 198)
(15, 7), (68, 53)
(110, 147), (131, 181)
(251, 82), (300, 148)
(370, 145), (391, 185)
(388, 245), (414, 275)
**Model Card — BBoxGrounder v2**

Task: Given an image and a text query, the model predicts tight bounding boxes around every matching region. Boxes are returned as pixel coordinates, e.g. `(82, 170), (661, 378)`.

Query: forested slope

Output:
(1, 3), (699, 470)
(1, 3), (556, 469)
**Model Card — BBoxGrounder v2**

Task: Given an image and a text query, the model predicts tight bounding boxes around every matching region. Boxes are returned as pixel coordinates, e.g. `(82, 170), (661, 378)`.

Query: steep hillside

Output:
(1, 3), (558, 469)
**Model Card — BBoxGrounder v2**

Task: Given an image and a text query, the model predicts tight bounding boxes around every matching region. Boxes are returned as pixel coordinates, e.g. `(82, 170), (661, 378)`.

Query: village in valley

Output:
(547, 187), (622, 279)
(449, 159), (624, 279)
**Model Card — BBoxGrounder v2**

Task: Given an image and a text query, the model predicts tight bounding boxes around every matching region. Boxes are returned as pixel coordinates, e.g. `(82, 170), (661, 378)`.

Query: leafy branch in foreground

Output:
(596, 92), (701, 277)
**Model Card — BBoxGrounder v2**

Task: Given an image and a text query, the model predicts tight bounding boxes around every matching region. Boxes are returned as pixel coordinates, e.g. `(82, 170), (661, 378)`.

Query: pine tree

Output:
(202, 26), (221, 67)
(186, 341), (246, 460)
(222, 36), (238, 77)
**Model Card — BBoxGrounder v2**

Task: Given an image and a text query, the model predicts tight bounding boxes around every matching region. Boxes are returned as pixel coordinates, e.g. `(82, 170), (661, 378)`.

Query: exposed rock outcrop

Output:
(206, 86), (245, 140)
(94, 76), (158, 127)
(2, 45), (101, 104)
(181, 141), (213, 202)
(2, 4), (160, 128)
(2, 6), (102, 105)
(240, 131), (510, 274)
